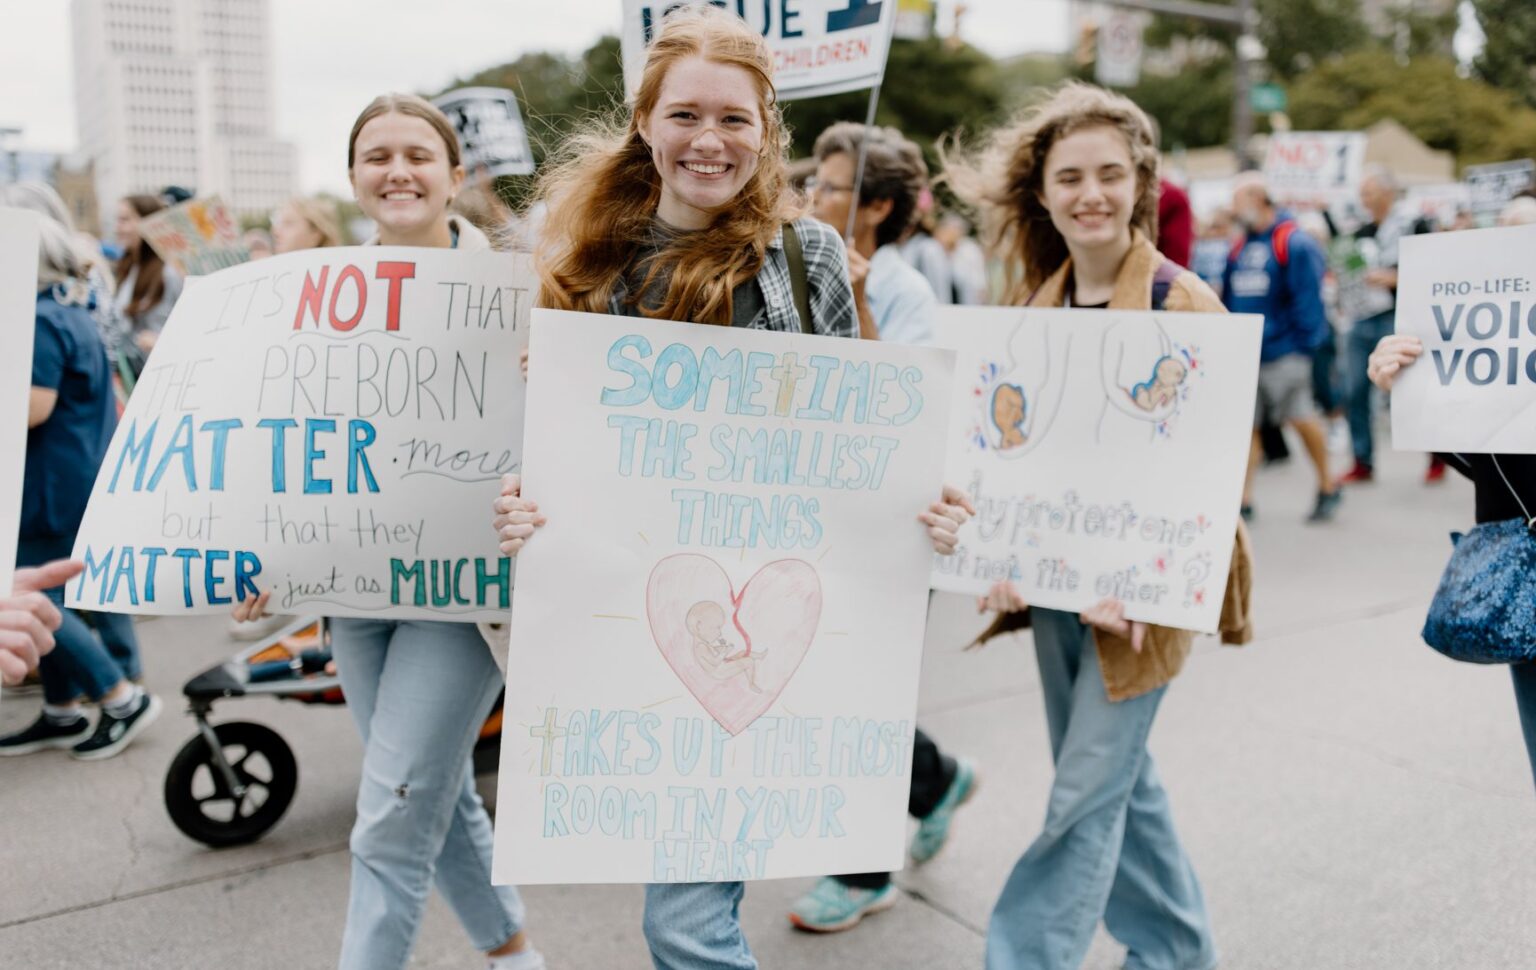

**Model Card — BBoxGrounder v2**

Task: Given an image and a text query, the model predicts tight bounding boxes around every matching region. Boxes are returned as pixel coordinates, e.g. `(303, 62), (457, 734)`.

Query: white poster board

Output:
(1390, 224), (1536, 453)
(492, 309), (954, 884)
(621, 0), (896, 101)
(68, 247), (534, 619)
(1464, 159), (1535, 217)
(433, 87), (536, 181)
(1263, 131), (1368, 208)
(0, 209), (41, 598)
(930, 307), (1262, 634)
(1095, 9), (1148, 88)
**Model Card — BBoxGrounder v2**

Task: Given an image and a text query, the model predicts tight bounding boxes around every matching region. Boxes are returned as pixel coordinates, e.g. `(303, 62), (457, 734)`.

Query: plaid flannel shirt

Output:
(606, 216), (858, 339)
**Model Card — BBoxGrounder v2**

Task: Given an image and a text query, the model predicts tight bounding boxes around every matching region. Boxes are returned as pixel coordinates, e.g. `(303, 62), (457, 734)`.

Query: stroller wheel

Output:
(164, 721), (298, 847)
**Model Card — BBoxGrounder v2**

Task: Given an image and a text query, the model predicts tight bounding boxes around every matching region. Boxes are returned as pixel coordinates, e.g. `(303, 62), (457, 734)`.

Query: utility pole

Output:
(1083, 0), (1261, 165)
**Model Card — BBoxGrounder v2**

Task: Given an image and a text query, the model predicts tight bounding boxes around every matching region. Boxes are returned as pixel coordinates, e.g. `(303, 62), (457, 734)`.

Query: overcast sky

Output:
(2, 1), (1071, 196)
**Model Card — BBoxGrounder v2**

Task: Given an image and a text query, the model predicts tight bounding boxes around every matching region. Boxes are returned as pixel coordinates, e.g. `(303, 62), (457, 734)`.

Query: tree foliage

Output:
(1289, 49), (1536, 169)
(1471, 0), (1536, 109)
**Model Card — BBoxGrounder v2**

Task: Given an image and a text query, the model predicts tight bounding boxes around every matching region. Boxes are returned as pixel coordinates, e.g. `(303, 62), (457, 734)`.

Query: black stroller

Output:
(163, 617), (503, 847)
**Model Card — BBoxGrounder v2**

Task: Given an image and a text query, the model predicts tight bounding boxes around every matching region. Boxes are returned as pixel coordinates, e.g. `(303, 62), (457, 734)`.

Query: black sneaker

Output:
(1307, 489), (1342, 523)
(0, 712), (92, 755)
(70, 693), (161, 761)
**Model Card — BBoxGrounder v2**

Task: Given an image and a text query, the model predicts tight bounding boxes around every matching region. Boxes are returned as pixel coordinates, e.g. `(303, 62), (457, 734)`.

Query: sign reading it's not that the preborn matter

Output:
(931, 307), (1262, 634)
(1391, 224), (1536, 453)
(68, 247), (534, 620)
(493, 309), (954, 885)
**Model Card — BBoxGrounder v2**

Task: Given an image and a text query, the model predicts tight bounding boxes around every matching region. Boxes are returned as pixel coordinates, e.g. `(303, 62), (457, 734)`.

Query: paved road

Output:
(2, 444), (1532, 969)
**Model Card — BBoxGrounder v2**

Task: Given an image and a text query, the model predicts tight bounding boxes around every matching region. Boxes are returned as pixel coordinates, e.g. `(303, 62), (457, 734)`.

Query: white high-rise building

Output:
(72, 0), (296, 227)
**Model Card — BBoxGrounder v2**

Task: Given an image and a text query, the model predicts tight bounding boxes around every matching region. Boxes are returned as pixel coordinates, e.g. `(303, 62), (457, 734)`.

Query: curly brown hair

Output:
(944, 82), (1161, 302)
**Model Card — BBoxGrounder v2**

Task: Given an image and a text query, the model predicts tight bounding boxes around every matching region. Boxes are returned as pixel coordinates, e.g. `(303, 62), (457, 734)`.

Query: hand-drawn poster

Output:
(0, 209), (41, 598)
(138, 196), (249, 277)
(68, 247), (534, 620)
(930, 306), (1262, 633)
(1391, 224), (1536, 453)
(621, 0), (896, 102)
(493, 309), (954, 884)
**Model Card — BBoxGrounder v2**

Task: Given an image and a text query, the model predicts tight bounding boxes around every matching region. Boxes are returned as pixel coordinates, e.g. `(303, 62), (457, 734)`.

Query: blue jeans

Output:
(331, 618), (525, 970)
(1346, 310), (1395, 467)
(987, 609), (1215, 970)
(18, 535), (129, 704)
(643, 881), (756, 970)
(1512, 663), (1536, 791)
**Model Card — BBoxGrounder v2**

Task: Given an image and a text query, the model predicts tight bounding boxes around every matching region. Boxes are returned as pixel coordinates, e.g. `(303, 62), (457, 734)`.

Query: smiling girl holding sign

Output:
(237, 94), (543, 970)
(947, 84), (1254, 970)
(490, 7), (973, 969)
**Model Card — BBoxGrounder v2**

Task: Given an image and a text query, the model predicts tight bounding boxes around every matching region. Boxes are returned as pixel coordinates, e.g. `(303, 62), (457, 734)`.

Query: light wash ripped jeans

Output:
(331, 618), (526, 970)
(986, 608), (1216, 970)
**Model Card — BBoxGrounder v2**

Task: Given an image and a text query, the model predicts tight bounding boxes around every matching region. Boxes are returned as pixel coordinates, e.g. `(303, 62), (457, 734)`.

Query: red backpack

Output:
(1230, 219), (1298, 269)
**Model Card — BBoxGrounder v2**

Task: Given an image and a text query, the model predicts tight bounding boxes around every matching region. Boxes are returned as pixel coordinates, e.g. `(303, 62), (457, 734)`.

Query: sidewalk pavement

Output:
(1, 443), (1532, 969)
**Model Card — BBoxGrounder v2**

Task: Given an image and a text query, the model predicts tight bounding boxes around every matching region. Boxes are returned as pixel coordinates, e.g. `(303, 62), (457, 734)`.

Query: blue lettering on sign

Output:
(826, 0), (881, 32)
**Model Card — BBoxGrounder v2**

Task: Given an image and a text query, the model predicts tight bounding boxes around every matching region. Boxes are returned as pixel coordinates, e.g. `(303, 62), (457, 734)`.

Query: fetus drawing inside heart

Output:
(645, 555), (822, 736)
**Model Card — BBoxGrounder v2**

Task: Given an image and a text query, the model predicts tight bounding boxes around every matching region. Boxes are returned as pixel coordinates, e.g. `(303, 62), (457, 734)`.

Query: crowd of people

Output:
(3, 6), (1532, 970)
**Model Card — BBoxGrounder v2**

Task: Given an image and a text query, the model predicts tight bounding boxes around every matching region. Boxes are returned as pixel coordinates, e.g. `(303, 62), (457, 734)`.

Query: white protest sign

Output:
(1390, 224), (1536, 453)
(1403, 183), (1470, 228)
(0, 209), (41, 598)
(492, 309), (954, 884)
(930, 307), (1262, 634)
(1095, 9), (1147, 88)
(1263, 131), (1368, 208)
(1464, 159), (1535, 217)
(433, 88), (536, 181)
(621, 0), (896, 101)
(68, 247), (534, 619)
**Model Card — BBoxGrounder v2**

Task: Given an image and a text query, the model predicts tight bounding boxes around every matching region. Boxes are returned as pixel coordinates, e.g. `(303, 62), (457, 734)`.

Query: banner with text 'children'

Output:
(1, 209), (41, 597)
(1391, 224), (1536, 453)
(492, 309), (953, 884)
(621, 0), (895, 101)
(930, 307), (1262, 634)
(68, 247), (533, 620)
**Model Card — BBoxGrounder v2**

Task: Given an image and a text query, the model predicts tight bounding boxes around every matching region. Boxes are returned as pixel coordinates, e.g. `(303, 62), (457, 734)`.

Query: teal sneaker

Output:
(787, 877), (898, 933)
(910, 757), (978, 864)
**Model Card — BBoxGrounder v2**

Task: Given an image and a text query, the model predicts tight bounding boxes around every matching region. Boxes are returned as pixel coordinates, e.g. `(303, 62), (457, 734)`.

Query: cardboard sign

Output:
(138, 197), (249, 277)
(930, 307), (1262, 634)
(68, 247), (535, 619)
(1390, 224), (1536, 453)
(1464, 159), (1536, 218)
(1262, 132), (1368, 208)
(0, 209), (41, 597)
(433, 87), (537, 181)
(621, 0), (896, 101)
(492, 309), (954, 884)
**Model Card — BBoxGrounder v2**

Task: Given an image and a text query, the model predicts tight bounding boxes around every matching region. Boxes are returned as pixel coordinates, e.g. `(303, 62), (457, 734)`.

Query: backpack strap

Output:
(1150, 258), (1182, 311)
(782, 222), (814, 335)
(1272, 219), (1296, 267)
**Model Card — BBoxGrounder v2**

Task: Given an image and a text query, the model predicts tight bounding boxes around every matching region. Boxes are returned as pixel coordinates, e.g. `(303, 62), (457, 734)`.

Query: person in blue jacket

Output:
(1224, 172), (1341, 523)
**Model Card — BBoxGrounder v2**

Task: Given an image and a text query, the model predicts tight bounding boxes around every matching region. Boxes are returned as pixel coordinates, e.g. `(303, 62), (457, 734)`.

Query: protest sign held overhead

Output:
(68, 247), (535, 620)
(931, 307), (1262, 634)
(433, 87), (536, 181)
(0, 209), (41, 597)
(492, 309), (954, 885)
(1262, 131), (1368, 208)
(620, 0), (896, 101)
(1390, 224), (1536, 453)
(138, 196), (250, 277)
(1464, 159), (1536, 218)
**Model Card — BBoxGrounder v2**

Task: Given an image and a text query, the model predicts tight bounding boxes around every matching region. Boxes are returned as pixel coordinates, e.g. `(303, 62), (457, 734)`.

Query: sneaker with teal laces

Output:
(787, 877), (898, 933)
(910, 757), (978, 864)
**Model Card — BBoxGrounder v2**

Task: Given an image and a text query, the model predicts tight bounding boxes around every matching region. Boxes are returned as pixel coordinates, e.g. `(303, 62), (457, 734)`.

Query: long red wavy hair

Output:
(533, 5), (800, 325)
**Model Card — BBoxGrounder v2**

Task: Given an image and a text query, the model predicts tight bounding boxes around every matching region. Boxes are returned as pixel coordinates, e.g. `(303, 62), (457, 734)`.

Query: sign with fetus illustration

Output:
(931, 306), (1262, 633)
(492, 309), (954, 885)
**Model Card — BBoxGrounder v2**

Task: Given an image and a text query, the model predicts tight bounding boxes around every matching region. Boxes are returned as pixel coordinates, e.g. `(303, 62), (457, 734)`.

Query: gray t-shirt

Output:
(622, 220), (764, 327)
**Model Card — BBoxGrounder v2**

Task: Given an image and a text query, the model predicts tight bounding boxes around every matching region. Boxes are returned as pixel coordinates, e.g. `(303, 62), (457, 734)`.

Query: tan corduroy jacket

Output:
(978, 231), (1255, 702)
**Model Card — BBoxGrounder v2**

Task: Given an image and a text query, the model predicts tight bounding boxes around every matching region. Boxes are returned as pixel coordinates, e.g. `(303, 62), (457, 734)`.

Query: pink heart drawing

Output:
(645, 554), (823, 736)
